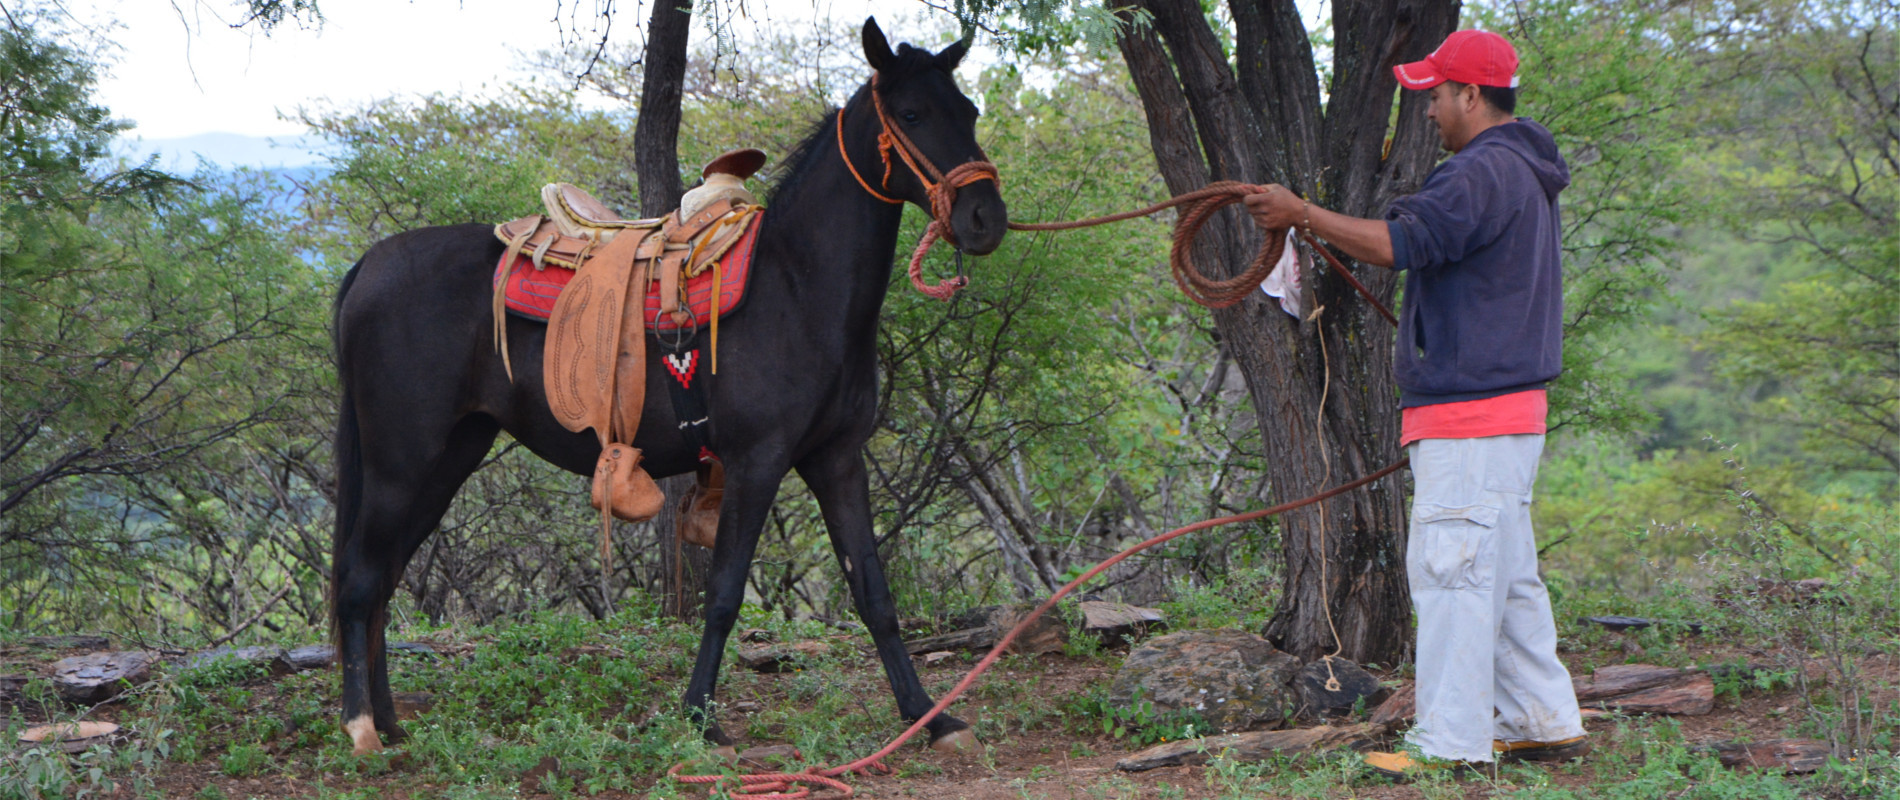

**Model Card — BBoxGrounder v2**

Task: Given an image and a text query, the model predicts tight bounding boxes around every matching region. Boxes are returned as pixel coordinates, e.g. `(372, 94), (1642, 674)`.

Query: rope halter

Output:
(836, 75), (1001, 299)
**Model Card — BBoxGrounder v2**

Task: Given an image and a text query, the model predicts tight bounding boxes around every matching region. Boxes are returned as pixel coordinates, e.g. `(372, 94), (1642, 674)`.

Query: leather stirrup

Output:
(676, 461), (724, 549)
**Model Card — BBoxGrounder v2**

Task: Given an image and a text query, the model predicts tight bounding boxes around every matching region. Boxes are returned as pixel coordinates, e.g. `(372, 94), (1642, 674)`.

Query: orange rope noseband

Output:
(836, 76), (1003, 299)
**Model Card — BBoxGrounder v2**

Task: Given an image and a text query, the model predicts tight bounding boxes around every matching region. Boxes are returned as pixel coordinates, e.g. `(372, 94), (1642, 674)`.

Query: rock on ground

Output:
(51, 651), (160, 704)
(1108, 629), (1300, 733)
(1292, 657), (1387, 720)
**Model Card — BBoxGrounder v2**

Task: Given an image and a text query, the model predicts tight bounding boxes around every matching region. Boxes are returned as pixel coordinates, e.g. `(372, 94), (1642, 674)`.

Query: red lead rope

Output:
(840, 80), (1394, 321)
(667, 456), (1410, 798)
(686, 92), (1408, 798)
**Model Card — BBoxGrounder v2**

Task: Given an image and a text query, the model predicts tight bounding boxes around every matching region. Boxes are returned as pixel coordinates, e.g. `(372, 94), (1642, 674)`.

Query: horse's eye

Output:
(902, 110), (920, 125)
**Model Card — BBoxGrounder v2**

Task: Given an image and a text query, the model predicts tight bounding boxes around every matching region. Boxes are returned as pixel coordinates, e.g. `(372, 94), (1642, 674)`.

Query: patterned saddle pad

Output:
(494, 212), (763, 332)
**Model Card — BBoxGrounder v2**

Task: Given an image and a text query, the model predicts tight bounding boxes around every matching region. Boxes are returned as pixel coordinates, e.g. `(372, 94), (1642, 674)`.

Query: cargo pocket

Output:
(1408, 502), (1501, 590)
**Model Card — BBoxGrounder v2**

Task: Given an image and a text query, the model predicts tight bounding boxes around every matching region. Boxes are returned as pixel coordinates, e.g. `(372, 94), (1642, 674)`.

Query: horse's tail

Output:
(329, 257), (367, 649)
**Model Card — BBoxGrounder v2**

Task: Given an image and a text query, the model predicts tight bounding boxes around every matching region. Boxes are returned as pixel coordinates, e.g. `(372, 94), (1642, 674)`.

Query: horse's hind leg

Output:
(334, 412), (499, 754)
(796, 444), (975, 751)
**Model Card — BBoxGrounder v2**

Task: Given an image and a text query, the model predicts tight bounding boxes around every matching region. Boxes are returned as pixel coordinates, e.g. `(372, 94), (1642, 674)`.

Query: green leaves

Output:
(1691, 21), (1897, 484)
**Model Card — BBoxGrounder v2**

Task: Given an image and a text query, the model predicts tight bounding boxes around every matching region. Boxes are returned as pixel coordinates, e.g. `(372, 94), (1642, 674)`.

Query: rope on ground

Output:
(683, 177), (1405, 795)
(666, 457), (1410, 797)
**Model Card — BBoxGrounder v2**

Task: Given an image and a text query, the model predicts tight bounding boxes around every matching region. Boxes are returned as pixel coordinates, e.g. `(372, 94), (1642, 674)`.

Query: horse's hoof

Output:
(346, 715), (383, 755)
(928, 727), (980, 753)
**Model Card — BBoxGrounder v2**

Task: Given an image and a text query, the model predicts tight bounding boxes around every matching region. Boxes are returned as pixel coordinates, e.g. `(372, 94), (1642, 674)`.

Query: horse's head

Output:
(856, 18), (1007, 255)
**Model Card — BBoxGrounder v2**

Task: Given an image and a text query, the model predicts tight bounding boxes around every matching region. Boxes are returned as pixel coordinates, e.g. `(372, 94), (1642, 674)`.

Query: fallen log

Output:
(1116, 722), (1382, 772)
(1368, 682), (1414, 732)
(22, 636), (110, 651)
(1572, 666), (1713, 716)
(274, 641), (448, 673)
(17, 721), (120, 754)
(1572, 664), (1690, 700)
(904, 604), (1067, 656)
(281, 645), (336, 671)
(184, 646), (289, 676)
(736, 641), (833, 673)
(1703, 739), (1833, 774)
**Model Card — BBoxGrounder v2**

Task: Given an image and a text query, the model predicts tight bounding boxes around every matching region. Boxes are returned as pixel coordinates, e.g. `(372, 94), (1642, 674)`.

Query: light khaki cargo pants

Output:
(1404, 434), (1585, 762)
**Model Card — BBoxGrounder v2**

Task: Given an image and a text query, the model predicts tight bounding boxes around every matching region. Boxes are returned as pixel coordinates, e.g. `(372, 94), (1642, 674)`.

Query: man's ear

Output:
(1462, 83), (1485, 112)
(863, 17), (894, 73)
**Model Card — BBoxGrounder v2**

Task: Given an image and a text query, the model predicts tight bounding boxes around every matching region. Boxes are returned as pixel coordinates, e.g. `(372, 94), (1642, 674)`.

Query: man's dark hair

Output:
(1448, 81), (1518, 116)
(1479, 85), (1517, 115)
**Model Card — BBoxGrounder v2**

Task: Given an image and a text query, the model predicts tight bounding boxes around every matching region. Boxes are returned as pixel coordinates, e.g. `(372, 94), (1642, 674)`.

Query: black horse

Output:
(330, 19), (1005, 755)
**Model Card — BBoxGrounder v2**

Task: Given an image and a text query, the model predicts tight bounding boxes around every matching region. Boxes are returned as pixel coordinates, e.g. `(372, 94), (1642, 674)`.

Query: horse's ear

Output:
(935, 37), (971, 71)
(862, 17), (894, 72)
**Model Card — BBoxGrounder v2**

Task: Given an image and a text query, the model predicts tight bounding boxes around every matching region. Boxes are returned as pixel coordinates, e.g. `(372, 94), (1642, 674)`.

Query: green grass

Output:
(6, 479), (1894, 800)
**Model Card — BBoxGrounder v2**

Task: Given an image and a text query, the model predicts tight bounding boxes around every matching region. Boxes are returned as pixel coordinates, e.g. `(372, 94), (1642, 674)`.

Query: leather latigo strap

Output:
(666, 199), (735, 243)
(495, 216), (602, 270)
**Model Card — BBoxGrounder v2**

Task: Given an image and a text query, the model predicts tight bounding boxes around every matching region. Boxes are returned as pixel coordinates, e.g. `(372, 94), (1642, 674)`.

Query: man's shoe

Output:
(1363, 751), (1490, 780)
(1494, 735), (1590, 763)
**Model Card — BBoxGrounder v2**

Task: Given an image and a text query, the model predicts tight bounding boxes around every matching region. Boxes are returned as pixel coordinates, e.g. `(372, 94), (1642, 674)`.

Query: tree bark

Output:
(634, 0), (692, 217)
(631, 0), (706, 621)
(1113, 0), (1458, 665)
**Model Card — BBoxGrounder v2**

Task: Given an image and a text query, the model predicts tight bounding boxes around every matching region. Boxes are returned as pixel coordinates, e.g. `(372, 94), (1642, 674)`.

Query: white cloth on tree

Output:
(1258, 228), (1303, 318)
(1403, 433), (1585, 762)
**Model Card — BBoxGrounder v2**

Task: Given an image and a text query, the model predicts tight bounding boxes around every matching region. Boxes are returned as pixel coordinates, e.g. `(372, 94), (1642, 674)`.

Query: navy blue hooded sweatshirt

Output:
(1384, 119), (1570, 408)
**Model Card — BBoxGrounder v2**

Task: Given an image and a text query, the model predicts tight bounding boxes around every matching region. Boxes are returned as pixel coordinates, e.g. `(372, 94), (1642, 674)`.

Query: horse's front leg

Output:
(681, 456), (784, 747)
(797, 444), (978, 752)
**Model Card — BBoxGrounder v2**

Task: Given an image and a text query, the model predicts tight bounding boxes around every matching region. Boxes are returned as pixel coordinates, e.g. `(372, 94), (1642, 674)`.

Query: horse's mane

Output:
(768, 44), (947, 203)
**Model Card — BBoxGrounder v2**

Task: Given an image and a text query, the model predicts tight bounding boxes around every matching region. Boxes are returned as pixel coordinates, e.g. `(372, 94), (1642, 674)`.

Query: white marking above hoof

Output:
(928, 727), (979, 753)
(346, 715), (383, 755)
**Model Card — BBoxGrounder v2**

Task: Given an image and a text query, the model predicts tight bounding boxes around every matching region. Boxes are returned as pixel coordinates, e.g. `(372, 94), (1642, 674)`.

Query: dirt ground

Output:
(6, 633), (1891, 799)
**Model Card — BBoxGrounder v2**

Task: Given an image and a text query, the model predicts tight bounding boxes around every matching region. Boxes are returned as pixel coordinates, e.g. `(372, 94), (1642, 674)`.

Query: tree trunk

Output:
(634, 0), (692, 217)
(632, 0), (706, 621)
(1113, 0), (1458, 665)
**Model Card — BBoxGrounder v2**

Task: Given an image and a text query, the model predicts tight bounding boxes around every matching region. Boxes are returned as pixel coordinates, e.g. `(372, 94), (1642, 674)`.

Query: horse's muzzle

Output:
(951, 181), (1007, 255)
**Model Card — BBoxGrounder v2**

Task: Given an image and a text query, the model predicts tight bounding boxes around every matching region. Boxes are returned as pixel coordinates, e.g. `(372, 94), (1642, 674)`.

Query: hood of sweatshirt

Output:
(1470, 118), (1571, 200)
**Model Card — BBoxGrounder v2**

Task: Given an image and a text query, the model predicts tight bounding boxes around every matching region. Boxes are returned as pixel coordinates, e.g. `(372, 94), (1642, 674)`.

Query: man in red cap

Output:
(1246, 29), (1588, 777)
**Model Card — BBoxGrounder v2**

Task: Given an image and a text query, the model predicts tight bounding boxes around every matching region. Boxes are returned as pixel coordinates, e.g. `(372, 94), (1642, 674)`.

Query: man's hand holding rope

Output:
(1243, 184), (1397, 270)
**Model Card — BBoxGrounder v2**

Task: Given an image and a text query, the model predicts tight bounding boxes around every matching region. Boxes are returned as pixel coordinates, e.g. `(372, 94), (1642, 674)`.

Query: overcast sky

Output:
(76, 0), (902, 142)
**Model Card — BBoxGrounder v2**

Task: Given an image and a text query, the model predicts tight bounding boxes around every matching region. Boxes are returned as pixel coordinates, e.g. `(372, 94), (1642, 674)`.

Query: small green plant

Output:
(1060, 686), (1208, 747)
(172, 655), (266, 690)
(219, 743), (270, 777)
(1707, 658), (1797, 704)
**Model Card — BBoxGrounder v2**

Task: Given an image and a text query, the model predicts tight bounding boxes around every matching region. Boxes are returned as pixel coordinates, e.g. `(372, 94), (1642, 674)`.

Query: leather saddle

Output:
(491, 148), (767, 551)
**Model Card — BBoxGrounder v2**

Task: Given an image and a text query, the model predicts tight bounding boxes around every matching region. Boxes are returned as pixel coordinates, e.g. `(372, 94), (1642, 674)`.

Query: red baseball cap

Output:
(1393, 30), (1520, 90)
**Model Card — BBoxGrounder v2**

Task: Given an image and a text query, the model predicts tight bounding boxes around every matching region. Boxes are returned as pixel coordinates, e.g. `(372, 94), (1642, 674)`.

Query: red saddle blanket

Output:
(494, 213), (763, 332)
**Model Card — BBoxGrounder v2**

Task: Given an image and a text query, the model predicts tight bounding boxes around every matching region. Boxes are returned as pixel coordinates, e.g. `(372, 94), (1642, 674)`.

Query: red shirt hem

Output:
(1400, 389), (1548, 447)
